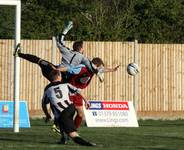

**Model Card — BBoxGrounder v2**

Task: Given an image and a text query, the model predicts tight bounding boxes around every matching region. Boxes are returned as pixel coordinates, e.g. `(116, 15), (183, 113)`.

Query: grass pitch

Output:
(0, 119), (184, 150)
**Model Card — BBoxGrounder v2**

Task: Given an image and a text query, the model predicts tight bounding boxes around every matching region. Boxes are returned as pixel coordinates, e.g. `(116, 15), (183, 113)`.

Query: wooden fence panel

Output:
(1, 39), (184, 118)
(0, 40), (14, 101)
(137, 44), (184, 118)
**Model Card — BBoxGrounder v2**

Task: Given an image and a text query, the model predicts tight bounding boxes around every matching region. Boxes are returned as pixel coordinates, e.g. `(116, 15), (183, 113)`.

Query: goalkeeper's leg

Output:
(56, 21), (73, 46)
(62, 21), (73, 35)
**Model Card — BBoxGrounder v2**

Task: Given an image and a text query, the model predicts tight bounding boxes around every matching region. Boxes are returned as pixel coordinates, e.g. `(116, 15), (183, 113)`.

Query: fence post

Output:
(134, 40), (139, 111)
(51, 36), (56, 64)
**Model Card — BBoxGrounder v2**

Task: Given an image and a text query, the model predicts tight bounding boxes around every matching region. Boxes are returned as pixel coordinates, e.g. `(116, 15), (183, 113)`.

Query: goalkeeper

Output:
(56, 21), (104, 82)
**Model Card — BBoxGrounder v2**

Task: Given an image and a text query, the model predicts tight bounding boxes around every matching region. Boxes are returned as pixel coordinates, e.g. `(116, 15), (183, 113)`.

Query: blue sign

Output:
(89, 101), (102, 110)
(0, 101), (30, 128)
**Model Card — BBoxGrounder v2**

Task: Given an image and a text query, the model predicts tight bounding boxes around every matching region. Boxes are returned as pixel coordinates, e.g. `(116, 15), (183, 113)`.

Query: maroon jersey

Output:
(68, 66), (94, 89)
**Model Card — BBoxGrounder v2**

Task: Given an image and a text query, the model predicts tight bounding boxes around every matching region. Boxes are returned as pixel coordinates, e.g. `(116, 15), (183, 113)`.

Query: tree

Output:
(0, 0), (184, 43)
(0, 6), (15, 39)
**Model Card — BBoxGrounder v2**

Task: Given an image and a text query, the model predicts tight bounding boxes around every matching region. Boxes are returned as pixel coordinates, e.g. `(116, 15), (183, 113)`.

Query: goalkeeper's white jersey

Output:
(42, 82), (79, 117)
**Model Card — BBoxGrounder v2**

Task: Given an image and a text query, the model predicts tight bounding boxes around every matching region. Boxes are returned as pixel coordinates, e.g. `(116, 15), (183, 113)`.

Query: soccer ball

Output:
(127, 63), (139, 76)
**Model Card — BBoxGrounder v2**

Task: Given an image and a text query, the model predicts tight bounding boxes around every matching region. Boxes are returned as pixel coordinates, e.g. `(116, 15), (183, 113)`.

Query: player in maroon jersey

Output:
(67, 58), (103, 128)
(57, 58), (120, 128)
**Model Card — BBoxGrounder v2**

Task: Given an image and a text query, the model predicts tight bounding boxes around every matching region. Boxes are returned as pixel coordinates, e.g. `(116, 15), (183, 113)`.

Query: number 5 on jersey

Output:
(54, 87), (63, 98)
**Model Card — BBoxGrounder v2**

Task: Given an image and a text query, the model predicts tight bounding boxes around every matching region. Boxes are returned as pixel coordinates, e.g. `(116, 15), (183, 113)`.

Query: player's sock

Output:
(57, 130), (70, 144)
(58, 132), (68, 144)
(73, 136), (96, 146)
(56, 34), (65, 45)
(74, 115), (82, 128)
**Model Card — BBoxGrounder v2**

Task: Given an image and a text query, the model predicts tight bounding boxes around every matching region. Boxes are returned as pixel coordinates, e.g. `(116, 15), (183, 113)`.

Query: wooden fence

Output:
(1, 39), (184, 119)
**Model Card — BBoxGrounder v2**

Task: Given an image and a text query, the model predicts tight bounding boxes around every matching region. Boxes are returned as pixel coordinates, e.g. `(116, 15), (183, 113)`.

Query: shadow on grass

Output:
(137, 146), (176, 150)
(138, 119), (184, 127)
(0, 136), (57, 145)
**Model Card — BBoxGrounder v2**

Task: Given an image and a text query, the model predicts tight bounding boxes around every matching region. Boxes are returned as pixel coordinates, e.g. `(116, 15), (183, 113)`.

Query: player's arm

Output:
(96, 65), (120, 82)
(82, 95), (90, 109)
(56, 66), (68, 72)
(81, 57), (94, 72)
(56, 65), (83, 74)
(41, 94), (51, 122)
(57, 64), (84, 75)
(68, 84), (90, 109)
(104, 65), (120, 73)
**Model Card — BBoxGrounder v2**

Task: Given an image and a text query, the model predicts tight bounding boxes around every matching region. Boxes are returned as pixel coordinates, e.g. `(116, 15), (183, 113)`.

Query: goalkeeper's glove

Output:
(62, 21), (73, 35)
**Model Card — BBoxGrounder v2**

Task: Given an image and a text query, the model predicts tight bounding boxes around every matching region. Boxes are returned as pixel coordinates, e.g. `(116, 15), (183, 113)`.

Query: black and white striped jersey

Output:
(42, 81), (80, 118)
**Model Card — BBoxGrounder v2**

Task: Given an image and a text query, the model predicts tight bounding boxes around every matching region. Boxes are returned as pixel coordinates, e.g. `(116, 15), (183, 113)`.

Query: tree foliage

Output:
(0, 0), (184, 43)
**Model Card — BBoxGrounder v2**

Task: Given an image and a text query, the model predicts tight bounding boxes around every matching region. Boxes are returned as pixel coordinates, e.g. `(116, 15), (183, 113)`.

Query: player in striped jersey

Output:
(57, 58), (119, 129)
(42, 69), (96, 146)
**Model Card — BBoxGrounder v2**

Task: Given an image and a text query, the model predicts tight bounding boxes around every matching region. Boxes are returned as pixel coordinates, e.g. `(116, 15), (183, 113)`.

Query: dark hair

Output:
(92, 57), (104, 67)
(73, 41), (83, 51)
(48, 69), (61, 82)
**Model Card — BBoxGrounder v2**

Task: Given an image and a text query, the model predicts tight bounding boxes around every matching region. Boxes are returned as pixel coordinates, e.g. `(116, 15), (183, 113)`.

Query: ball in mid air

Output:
(127, 63), (139, 76)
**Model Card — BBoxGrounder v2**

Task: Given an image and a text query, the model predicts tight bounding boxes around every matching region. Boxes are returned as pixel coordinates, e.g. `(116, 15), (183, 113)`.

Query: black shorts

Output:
(38, 60), (56, 81)
(57, 104), (77, 134)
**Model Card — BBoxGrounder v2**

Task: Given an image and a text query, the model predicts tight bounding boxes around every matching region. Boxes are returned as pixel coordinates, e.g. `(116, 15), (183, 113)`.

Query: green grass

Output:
(0, 119), (184, 150)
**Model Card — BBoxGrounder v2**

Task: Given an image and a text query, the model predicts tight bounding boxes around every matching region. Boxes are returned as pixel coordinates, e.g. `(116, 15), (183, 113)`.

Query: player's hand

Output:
(113, 65), (120, 71)
(44, 115), (51, 123)
(85, 101), (91, 109)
